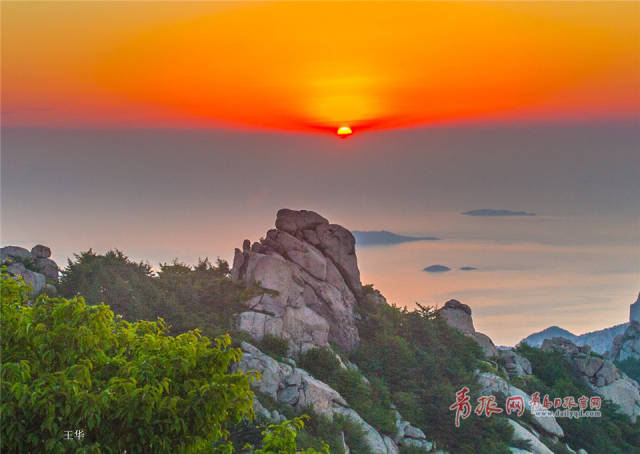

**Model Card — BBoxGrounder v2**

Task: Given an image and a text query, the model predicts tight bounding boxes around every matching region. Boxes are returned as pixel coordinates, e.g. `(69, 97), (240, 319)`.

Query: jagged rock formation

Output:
(609, 321), (640, 362)
(499, 349), (532, 377)
(1, 244), (59, 295)
(542, 337), (640, 422)
(542, 338), (618, 387)
(237, 342), (435, 453)
(630, 293), (640, 323)
(438, 299), (498, 357)
(231, 209), (362, 355)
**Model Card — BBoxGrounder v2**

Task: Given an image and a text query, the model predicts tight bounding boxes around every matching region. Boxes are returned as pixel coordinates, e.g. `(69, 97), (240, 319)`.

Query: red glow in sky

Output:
(3, 2), (639, 134)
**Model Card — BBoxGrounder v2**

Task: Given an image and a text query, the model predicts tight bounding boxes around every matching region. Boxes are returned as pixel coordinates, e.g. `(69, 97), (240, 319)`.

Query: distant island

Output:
(353, 230), (439, 246)
(462, 209), (536, 217)
(423, 265), (451, 273)
(460, 266), (477, 271)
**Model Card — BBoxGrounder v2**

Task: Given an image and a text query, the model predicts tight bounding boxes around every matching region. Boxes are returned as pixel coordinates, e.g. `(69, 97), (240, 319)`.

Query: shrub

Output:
(299, 347), (396, 436)
(59, 250), (259, 339)
(351, 299), (513, 452)
(258, 334), (290, 359)
(1, 271), (255, 453)
(516, 343), (640, 452)
(616, 357), (640, 383)
(298, 348), (341, 382)
(298, 408), (371, 454)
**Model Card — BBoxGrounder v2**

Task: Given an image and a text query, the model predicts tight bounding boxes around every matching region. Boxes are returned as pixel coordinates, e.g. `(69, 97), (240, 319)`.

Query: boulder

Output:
(393, 410), (434, 451)
(609, 321), (640, 362)
(5, 261), (46, 295)
(20, 269), (46, 295)
(0, 246), (31, 262)
(630, 293), (640, 323)
(31, 244), (51, 259)
(36, 257), (59, 280)
(1, 244), (60, 295)
(236, 342), (430, 454)
(477, 372), (564, 438)
(507, 419), (554, 454)
(232, 209), (362, 354)
(474, 332), (498, 358)
(6, 262), (27, 275)
(238, 342), (438, 453)
(597, 378), (640, 422)
(383, 436), (400, 454)
(438, 299), (498, 358)
(543, 336), (640, 422)
(439, 299), (475, 334)
(499, 349), (532, 377)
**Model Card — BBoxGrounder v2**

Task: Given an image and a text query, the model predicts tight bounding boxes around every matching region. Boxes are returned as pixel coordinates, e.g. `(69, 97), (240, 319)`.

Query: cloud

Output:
(462, 209), (536, 217)
(353, 230), (439, 246)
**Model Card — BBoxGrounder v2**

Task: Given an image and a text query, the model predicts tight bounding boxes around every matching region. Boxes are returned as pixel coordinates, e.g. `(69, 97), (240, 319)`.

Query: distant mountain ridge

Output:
(519, 323), (629, 354)
(352, 230), (439, 246)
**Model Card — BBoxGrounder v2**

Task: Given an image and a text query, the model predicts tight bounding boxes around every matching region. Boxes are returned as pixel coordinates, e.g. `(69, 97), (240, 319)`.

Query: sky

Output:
(2, 2), (639, 345)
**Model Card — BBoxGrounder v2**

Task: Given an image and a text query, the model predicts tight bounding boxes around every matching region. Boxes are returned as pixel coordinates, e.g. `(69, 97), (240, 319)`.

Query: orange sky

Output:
(3, 2), (639, 134)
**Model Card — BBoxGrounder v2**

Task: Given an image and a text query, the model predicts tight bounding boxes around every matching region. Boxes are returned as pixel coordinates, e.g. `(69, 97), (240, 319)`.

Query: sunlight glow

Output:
(337, 126), (353, 138)
(3, 2), (638, 134)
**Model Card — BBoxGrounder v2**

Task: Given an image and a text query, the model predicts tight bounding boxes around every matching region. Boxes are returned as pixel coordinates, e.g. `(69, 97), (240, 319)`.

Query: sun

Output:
(336, 126), (353, 138)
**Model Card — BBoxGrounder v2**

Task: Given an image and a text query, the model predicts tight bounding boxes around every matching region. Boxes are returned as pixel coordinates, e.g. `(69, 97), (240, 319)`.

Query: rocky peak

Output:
(609, 321), (640, 363)
(541, 337), (591, 357)
(438, 298), (497, 358)
(231, 209), (363, 355)
(439, 299), (474, 334)
(1, 244), (59, 295)
(630, 292), (640, 323)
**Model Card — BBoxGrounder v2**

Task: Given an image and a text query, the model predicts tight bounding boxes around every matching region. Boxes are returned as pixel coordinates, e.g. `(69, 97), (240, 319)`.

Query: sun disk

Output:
(337, 126), (352, 137)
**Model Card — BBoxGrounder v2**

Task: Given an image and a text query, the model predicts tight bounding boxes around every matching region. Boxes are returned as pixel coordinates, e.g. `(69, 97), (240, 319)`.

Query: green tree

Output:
(351, 294), (513, 453)
(58, 250), (260, 339)
(2, 270), (255, 453)
(515, 343), (640, 453)
(254, 417), (329, 454)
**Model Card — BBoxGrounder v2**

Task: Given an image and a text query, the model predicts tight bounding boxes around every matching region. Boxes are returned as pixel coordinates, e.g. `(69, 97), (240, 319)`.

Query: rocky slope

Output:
(230, 210), (605, 453)
(542, 337), (640, 422)
(1, 244), (59, 295)
(238, 342), (435, 453)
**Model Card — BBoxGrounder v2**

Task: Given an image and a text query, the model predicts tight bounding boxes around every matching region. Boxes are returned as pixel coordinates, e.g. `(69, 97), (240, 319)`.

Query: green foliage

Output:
(516, 343), (640, 453)
(4, 254), (42, 273)
(298, 348), (342, 380)
(253, 417), (329, 454)
(1, 271), (256, 453)
(616, 357), (640, 383)
(59, 250), (260, 338)
(351, 298), (513, 453)
(297, 409), (371, 454)
(258, 335), (290, 359)
(299, 348), (396, 435)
